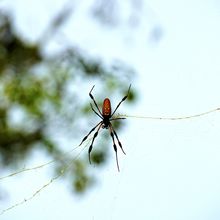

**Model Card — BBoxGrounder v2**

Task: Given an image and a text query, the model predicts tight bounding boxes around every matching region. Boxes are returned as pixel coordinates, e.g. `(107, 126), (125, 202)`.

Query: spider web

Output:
(0, 106), (220, 215)
(0, 138), (91, 216)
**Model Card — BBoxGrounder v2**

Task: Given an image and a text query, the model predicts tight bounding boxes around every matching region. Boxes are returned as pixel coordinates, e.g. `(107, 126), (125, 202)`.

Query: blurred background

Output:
(0, 0), (220, 219)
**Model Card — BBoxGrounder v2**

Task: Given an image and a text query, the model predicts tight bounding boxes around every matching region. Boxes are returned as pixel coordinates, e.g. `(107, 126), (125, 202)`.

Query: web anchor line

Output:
(117, 107), (220, 121)
(0, 145), (81, 181)
(0, 140), (90, 215)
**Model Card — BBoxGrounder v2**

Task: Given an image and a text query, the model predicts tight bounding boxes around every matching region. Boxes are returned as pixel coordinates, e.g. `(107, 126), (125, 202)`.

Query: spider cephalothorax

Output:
(79, 84), (131, 171)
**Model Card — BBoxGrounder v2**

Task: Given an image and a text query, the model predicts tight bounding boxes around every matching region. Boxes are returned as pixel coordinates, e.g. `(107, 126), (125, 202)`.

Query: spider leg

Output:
(111, 84), (131, 117)
(90, 103), (103, 119)
(88, 122), (103, 164)
(110, 117), (126, 121)
(109, 124), (120, 171)
(89, 85), (102, 116)
(79, 121), (102, 146)
(110, 123), (126, 155)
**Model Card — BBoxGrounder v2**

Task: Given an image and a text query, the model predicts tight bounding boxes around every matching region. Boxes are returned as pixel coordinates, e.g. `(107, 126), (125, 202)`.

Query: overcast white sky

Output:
(1, 0), (220, 219)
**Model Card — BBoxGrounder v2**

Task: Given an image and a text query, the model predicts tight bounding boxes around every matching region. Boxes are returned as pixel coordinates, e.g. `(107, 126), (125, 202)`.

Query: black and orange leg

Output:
(111, 84), (131, 117)
(110, 124), (126, 155)
(79, 121), (102, 146)
(90, 103), (103, 119)
(89, 85), (102, 116)
(109, 125), (120, 171)
(110, 117), (126, 121)
(88, 123), (103, 164)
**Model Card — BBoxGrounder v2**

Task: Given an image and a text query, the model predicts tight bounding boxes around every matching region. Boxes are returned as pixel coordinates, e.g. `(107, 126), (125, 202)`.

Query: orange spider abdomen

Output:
(102, 98), (111, 116)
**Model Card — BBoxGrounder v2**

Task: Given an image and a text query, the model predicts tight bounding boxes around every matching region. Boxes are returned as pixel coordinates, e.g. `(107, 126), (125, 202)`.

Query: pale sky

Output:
(1, 0), (220, 219)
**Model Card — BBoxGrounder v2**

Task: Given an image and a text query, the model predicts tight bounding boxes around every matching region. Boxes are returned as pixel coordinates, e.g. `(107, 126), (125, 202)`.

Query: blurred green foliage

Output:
(0, 11), (136, 194)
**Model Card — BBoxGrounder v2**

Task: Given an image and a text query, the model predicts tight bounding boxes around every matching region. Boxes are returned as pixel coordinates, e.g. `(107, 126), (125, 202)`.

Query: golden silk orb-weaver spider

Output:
(79, 84), (131, 171)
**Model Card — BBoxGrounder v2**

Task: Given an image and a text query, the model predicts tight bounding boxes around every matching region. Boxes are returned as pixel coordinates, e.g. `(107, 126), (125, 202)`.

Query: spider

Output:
(79, 84), (131, 171)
